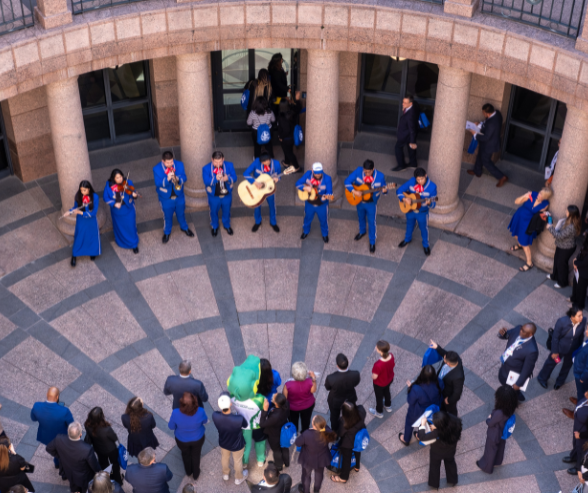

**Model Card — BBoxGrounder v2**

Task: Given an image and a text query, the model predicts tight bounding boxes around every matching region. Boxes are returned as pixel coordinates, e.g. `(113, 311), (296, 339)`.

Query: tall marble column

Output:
(428, 66), (471, 226)
(176, 52), (212, 210)
(305, 49), (343, 201)
(535, 106), (588, 270)
(46, 77), (105, 236)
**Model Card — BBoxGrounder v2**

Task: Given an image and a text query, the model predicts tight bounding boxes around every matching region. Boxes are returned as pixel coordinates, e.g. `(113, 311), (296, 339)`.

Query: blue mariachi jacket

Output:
(244, 158), (282, 184)
(295, 171), (333, 198)
(344, 167), (388, 204)
(153, 160), (187, 201)
(202, 161), (237, 198)
(396, 177), (437, 214)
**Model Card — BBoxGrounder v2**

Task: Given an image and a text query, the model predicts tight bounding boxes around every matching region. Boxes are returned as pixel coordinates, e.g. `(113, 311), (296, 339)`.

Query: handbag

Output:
(546, 324), (573, 351)
(573, 482), (585, 493)
(118, 443), (128, 470)
(23, 463), (35, 473)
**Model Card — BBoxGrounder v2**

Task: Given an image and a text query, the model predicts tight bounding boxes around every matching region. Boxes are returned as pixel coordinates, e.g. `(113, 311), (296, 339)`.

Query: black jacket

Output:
(498, 327), (539, 387)
(276, 101), (302, 140)
(476, 110), (503, 154)
(325, 370), (361, 408)
(46, 434), (100, 492)
(551, 315), (586, 356)
(295, 428), (333, 469)
(0, 453), (34, 492)
(121, 413), (159, 457)
(84, 424), (118, 455)
(125, 462), (173, 493)
(435, 346), (465, 412)
(397, 103), (420, 144)
(259, 406), (289, 450)
(576, 253), (588, 279)
(163, 375), (208, 409)
(338, 405), (366, 450)
(269, 67), (289, 98)
(249, 474), (293, 493)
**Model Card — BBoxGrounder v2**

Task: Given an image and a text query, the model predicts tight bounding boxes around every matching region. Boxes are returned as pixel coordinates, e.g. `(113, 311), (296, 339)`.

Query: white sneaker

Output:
(223, 474), (229, 481)
(554, 283), (562, 289)
(369, 408), (383, 418)
(235, 477), (247, 485)
(257, 461), (265, 467)
(547, 274), (552, 279)
(385, 406), (393, 413)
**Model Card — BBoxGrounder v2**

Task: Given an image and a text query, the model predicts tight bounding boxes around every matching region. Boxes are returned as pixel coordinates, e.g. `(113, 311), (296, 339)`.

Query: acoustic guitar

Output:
(297, 188), (335, 203)
(345, 182), (398, 206)
(398, 191), (438, 214)
(238, 166), (296, 208)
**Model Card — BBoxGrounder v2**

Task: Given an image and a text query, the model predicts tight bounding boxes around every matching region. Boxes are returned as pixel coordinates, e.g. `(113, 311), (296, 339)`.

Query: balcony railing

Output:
(72, 0), (145, 14)
(481, 0), (586, 38)
(0, 0), (34, 36)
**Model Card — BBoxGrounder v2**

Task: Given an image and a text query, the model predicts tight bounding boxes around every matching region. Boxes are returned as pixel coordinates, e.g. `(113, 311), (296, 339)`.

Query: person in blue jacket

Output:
(244, 153), (281, 233)
(103, 168), (139, 254)
(573, 325), (588, 403)
(202, 150), (237, 237)
(344, 159), (389, 254)
(296, 162), (332, 243)
(396, 167), (437, 256)
(399, 365), (441, 446)
(153, 151), (194, 244)
(65, 180), (101, 267)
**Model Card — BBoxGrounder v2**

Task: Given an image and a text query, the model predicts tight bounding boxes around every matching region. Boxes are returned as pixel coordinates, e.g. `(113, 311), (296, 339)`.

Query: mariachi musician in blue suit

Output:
(66, 180), (101, 267)
(153, 151), (194, 244)
(202, 150), (237, 237)
(244, 153), (281, 233)
(296, 162), (332, 243)
(103, 168), (139, 254)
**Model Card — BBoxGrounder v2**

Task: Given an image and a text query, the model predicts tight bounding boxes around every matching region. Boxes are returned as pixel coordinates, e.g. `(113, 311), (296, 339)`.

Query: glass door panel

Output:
(108, 63), (146, 102)
(83, 112), (111, 144)
(78, 71), (106, 108)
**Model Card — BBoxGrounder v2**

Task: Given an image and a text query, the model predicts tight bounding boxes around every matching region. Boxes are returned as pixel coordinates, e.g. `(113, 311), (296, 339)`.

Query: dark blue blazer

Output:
(476, 110), (503, 154)
(163, 375), (209, 409)
(396, 103), (420, 144)
(498, 327), (539, 387)
(574, 401), (588, 434)
(406, 382), (441, 427)
(30, 401), (74, 445)
(574, 343), (588, 381)
(126, 462), (173, 493)
(551, 315), (586, 356)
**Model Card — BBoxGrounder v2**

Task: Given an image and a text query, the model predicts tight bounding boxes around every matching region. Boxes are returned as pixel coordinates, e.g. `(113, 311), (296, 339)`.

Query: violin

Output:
(114, 181), (136, 196)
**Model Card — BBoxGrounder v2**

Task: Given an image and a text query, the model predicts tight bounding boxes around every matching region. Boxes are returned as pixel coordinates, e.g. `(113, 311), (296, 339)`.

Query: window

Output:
(0, 107), (12, 178)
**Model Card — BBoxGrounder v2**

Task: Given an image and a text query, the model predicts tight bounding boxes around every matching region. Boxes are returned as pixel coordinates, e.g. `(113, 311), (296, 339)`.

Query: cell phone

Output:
(554, 356), (561, 364)
(301, 92), (307, 99)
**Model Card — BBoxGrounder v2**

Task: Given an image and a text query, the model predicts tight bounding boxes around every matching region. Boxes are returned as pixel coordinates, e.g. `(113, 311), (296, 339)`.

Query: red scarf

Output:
(82, 195), (91, 205)
(263, 165), (271, 173)
(364, 175), (374, 185)
(213, 166), (223, 175)
(164, 165), (175, 175)
(414, 184), (424, 193)
(310, 178), (320, 187)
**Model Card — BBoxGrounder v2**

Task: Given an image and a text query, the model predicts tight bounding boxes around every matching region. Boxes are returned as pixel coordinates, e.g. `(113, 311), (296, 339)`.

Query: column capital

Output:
(443, 0), (479, 18)
(34, 0), (72, 30)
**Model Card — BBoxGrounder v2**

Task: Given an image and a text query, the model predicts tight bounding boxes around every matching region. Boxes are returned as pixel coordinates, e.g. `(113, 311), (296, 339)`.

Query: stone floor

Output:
(0, 133), (578, 492)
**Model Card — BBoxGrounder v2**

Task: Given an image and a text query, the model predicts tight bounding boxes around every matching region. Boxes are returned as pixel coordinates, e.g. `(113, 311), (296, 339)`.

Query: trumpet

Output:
(169, 172), (182, 191)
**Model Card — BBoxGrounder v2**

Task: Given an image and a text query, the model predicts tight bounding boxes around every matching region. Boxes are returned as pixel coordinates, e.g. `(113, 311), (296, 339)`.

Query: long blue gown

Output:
(508, 191), (549, 246)
(71, 193), (101, 257)
(103, 180), (139, 249)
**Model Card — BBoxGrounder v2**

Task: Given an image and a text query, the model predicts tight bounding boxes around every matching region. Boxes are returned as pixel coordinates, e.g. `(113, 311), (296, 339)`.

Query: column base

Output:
(429, 199), (465, 227)
(533, 233), (555, 272)
(184, 187), (209, 211)
(34, 6), (72, 29)
(57, 207), (106, 237)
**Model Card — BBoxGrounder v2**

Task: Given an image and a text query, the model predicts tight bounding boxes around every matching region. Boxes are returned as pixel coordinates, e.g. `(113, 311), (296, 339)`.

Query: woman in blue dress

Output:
(508, 187), (552, 272)
(66, 180), (101, 267)
(103, 169), (139, 254)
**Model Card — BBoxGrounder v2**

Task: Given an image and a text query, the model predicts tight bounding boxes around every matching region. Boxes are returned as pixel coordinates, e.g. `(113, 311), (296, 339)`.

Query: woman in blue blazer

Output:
(399, 365), (441, 446)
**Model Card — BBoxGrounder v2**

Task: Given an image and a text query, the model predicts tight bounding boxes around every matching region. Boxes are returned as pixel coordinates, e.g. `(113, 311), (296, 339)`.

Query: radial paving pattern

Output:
(0, 180), (579, 493)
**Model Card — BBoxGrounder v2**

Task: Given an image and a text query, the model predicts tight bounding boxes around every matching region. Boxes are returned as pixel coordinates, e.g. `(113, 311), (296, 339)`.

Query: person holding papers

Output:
(546, 205), (581, 288)
(497, 324), (539, 402)
(562, 389), (588, 475)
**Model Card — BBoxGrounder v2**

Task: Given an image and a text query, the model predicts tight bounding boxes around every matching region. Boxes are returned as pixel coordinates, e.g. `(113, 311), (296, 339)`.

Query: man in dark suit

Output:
(325, 353), (361, 430)
(30, 386), (74, 467)
(46, 422), (100, 493)
(562, 389), (588, 474)
(538, 306), (585, 390)
(571, 326), (588, 404)
(392, 95), (420, 172)
(249, 462), (292, 492)
(430, 340), (465, 416)
(163, 360), (208, 409)
(468, 103), (508, 188)
(498, 323), (539, 402)
(126, 447), (173, 493)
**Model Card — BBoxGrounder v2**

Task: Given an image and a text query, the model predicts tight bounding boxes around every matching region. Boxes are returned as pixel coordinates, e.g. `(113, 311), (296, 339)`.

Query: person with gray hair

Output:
(182, 484), (196, 493)
(88, 471), (123, 493)
(46, 421), (100, 493)
(125, 447), (173, 493)
(164, 360), (208, 410)
(283, 362), (317, 433)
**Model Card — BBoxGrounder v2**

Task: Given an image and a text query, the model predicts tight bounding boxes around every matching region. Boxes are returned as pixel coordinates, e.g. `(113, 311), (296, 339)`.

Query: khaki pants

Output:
(221, 447), (244, 479)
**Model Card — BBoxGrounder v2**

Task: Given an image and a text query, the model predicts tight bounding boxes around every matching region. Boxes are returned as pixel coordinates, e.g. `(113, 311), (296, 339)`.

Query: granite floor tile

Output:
(0, 313), (17, 341)
(264, 259), (299, 311)
(370, 403), (413, 453)
(1, 415), (29, 448)
(267, 323), (294, 392)
(241, 324), (269, 360)
(514, 284), (571, 331)
(228, 260), (266, 313)
(221, 217), (263, 251)
(455, 202), (515, 253)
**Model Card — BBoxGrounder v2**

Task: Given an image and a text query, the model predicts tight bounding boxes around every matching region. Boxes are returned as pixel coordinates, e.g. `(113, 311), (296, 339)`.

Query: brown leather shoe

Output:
(467, 170), (481, 177)
(563, 408), (575, 419)
(570, 397), (579, 406)
(496, 176), (508, 188)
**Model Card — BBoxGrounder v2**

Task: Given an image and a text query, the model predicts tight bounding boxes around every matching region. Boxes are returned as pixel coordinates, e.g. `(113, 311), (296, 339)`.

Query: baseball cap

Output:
(218, 395), (231, 410)
(312, 163), (323, 173)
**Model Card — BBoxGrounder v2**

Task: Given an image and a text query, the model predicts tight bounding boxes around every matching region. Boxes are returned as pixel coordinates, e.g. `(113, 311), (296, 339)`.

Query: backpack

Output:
(501, 415), (516, 440)
(257, 124), (271, 145)
(241, 88), (250, 111)
(294, 124), (304, 146)
(330, 442), (356, 470)
(280, 422), (297, 448)
(352, 428), (370, 452)
(418, 112), (430, 129)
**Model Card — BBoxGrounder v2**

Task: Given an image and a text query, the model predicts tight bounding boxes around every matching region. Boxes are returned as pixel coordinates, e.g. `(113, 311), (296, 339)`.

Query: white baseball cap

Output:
(218, 395), (231, 410)
(312, 163), (323, 173)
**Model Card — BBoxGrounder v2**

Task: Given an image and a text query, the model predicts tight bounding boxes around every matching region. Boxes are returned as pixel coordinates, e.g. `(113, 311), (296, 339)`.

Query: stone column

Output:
(46, 77), (105, 237)
(176, 52), (212, 210)
(305, 50), (343, 201)
(428, 66), (471, 226)
(535, 106), (588, 270)
(34, 0), (72, 29)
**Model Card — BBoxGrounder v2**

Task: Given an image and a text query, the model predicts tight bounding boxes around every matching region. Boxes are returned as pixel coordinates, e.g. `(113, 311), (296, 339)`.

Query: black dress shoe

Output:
(398, 240), (410, 248)
(424, 247), (431, 256)
(90, 256), (96, 261)
(563, 456), (574, 463)
(538, 380), (548, 389)
(133, 247), (139, 254)
(211, 229), (218, 237)
(225, 227), (234, 235)
(568, 467), (578, 475)
(370, 244), (375, 254)
(271, 224), (280, 233)
(517, 393), (526, 402)
(162, 234), (170, 243)
(354, 233), (366, 241)
(554, 384), (562, 390)
(252, 223), (261, 233)
(323, 236), (329, 243)
(182, 229), (195, 237)
(71, 256), (76, 267)
(392, 165), (408, 172)
(301, 233), (308, 240)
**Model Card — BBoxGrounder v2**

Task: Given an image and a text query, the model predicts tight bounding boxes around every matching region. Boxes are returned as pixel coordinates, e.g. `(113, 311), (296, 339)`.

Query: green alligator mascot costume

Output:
(228, 355), (267, 467)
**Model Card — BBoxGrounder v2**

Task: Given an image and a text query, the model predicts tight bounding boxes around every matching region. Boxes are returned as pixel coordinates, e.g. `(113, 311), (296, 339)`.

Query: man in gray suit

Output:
(163, 360), (208, 409)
